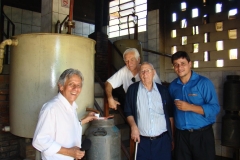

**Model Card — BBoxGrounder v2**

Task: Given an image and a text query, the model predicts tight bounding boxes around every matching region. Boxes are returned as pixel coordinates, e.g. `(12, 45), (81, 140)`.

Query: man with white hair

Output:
(33, 68), (96, 160)
(105, 48), (161, 110)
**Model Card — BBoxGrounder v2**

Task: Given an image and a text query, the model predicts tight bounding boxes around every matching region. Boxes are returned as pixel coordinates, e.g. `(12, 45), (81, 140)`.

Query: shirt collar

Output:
(57, 92), (78, 110)
(177, 70), (199, 85)
(140, 81), (158, 92)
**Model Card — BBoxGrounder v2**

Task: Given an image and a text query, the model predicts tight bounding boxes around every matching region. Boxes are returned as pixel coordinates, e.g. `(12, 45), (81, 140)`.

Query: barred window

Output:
(109, 0), (147, 38)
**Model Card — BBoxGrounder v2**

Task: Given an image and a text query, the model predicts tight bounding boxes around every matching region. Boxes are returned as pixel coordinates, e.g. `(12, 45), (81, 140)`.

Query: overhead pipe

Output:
(0, 38), (18, 73)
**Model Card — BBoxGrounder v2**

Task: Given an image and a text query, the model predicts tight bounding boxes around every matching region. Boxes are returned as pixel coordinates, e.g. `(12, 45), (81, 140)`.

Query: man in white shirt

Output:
(32, 68), (96, 160)
(105, 48), (161, 110)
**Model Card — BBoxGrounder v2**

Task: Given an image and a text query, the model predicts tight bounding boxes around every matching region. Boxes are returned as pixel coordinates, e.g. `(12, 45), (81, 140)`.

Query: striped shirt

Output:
(137, 82), (167, 137)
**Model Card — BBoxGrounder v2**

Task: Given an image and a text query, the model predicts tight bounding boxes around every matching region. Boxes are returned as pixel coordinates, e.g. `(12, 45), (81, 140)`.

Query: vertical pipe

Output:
(134, 16), (138, 40)
(69, 0), (74, 21)
(67, 0), (74, 34)
(0, 0), (4, 42)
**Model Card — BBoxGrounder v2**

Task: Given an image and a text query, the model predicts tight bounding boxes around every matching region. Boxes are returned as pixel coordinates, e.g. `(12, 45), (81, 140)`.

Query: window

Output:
(229, 9), (238, 19)
(204, 51), (210, 61)
(182, 36), (187, 45)
(109, 0), (147, 38)
(203, 14), (209, 24)
(192, 26), (199, 35)
(193, 43), (199, 53)
(216, 3), (222, 13)
(192, 8), (198, 18)
(229, 49), (238, 60)
(181, 2), (187, 11)
(193, 61), (199, 68)
(181, 19), (187, 28)
(204, 33), (210, 43)
(228, 29), (237, 39)
(215, 22), (223, 31)
(216, 41), (223, 51)
(171, 46), (177, 54)
(171, 30), (177, 38)
(172, 13), (177, 22)
(216, 60), (224, 67)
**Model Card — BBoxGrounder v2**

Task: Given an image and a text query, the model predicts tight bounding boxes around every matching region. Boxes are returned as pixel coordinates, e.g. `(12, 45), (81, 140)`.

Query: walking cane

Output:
(134, 141), (138, 160)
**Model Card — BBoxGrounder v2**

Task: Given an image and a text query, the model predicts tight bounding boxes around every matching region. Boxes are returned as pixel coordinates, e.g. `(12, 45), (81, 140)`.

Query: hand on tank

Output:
(81, 112), (97, 125)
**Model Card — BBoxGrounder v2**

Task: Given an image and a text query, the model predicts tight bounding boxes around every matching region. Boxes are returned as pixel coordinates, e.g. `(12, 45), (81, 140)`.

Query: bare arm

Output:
(127, 116), (140, 143)
(57, 146), (85, 159)
(175, 100), (204, 115)
(105, 82), (120, 110)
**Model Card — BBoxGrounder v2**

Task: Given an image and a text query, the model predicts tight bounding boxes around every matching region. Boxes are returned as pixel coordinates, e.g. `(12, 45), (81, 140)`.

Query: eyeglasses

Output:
(131, 77), (136, 82)
(140, 69), (153, 74)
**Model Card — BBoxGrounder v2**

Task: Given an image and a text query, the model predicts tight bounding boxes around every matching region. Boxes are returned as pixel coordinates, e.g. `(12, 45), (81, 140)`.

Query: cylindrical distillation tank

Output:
(9, 33), (95, 138)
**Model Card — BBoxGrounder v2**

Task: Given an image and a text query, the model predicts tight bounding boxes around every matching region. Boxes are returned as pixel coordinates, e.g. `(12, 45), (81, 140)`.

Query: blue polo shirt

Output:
(169, 71), (220, 130)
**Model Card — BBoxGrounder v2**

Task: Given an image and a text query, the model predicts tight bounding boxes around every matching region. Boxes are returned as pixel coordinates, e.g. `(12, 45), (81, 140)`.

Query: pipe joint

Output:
(2, 126), (10, 132)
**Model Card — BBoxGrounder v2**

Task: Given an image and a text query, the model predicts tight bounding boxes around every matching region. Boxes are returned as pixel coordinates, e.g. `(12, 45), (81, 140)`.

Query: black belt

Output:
(182, 124), (212, 132)
(140, 131), (167, 140)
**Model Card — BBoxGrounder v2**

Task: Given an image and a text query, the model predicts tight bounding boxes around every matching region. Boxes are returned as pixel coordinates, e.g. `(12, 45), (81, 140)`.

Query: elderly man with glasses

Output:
(124, 62), (174, 160)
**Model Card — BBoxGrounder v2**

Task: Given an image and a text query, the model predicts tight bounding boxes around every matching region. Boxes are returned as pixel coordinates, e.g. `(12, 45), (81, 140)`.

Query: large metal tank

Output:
(223, 75), (240, 111)
(9, 33), (95, 138)
(221, 112), (240, 147)
(85, 118), (121, 160)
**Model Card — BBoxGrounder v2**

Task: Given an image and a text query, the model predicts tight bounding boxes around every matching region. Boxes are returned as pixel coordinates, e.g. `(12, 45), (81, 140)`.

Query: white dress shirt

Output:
(137, 82), (167, 136)
(32, 93), (82, 160)
(107, 65), (161, 92)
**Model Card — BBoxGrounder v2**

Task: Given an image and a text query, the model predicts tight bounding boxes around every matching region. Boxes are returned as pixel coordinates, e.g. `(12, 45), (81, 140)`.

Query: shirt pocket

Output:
(186, 87), (204, 104)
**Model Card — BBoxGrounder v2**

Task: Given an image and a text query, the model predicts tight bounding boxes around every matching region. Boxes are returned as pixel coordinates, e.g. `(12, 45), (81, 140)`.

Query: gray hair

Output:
(141, 62), (155, 69)
(123, 48), (140, 60)
(57, 68), (84, 88)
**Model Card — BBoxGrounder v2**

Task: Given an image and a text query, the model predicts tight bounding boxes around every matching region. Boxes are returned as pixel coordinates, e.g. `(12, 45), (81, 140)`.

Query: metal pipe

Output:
(2, 126), (10, 132)
(0, 38), (18, 73)
(66, 0), (75, 34)
(69, 0), (74, 21)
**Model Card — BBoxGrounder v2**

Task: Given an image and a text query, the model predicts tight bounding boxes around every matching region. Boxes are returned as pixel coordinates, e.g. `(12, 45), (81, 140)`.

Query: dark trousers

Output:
(175, 126), (215, 160)
(137, 132), (172, 160)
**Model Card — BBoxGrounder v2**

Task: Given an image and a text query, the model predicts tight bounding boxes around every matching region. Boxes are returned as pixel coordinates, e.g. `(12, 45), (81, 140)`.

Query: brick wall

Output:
(0, 74), (21, 159)
(0, 73), (37, 160)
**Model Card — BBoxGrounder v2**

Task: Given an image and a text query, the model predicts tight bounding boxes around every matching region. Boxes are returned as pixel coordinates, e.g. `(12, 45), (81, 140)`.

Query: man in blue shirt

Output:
(169, 51), (220, 160)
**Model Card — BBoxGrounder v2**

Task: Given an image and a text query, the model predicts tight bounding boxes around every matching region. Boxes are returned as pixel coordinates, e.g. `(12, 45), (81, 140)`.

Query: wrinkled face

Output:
(59, 74), (82, 105)
(173, 58), (192, 78)
(124, 52), (140, 72)
(139, 63), (155, 85)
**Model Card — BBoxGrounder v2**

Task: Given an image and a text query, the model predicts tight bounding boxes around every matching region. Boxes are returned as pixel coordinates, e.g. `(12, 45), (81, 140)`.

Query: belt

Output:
(140, 131), (167, 140)
(183, 124), (212, 132)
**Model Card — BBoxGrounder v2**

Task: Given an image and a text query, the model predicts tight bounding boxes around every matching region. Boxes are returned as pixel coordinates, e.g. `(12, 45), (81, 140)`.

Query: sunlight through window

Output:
(229, 49), (238, 60)
(216, 60), (224, 67)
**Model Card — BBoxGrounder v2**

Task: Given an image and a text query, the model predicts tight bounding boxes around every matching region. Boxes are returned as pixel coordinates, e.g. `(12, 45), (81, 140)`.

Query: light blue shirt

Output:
(137, 82), (167, 136)
(169, 71), (220, 130)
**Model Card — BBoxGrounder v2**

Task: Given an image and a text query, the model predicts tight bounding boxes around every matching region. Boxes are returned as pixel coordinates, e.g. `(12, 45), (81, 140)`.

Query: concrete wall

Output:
(165, 1), (240, 159)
